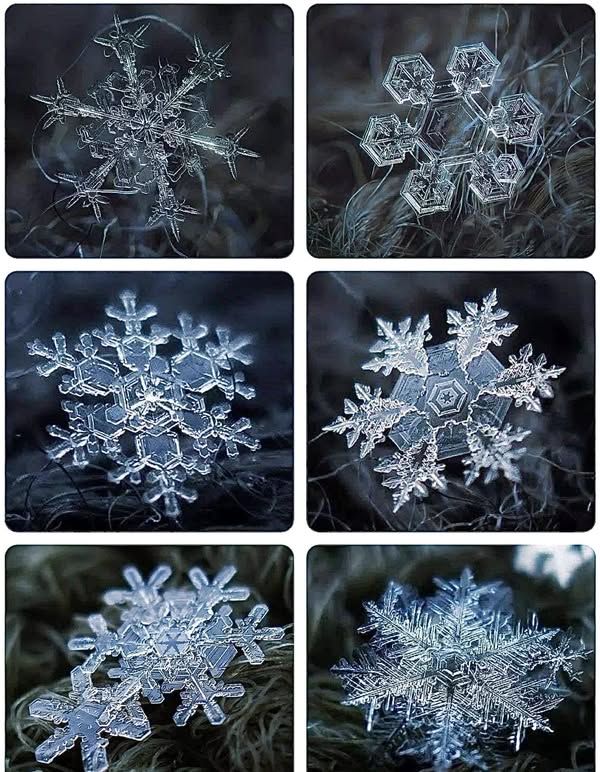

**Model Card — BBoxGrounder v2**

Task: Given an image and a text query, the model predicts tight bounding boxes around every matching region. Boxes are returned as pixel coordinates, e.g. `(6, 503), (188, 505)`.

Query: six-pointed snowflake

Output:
(28, 289), (260, 518)
(324, 289), (564, 510)
(33, 14), (259, 240)
(333, 568), (587, 771)
(30, 563), (285, 772)
(361, 43), (542, 215)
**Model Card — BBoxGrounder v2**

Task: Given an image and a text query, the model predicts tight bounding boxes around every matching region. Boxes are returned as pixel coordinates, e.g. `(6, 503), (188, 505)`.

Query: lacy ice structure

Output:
(324, 289), (564, 511)
(360, 43), (542, 215)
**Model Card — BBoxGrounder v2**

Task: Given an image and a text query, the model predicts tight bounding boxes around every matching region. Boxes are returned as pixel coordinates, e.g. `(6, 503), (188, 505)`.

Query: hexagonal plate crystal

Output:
(389, 342), (510, 460)
(361, 114), (416, 167)
(383, 53), (435, 105)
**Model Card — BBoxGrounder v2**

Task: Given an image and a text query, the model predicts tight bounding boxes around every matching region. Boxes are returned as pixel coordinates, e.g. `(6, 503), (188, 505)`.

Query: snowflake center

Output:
(421, 96), (482, 160)
(425, 376), (468, 419)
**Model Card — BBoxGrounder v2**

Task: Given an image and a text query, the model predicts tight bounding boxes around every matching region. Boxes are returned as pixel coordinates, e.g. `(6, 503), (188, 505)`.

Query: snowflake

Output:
(29, 667), (151, 772)
(360, 43), (542, 215)
(30, 563), (285, 772)
(333, 568), (588, 771)
(324, 289), (564, 511)
(27, 289), (260, 519)
(33, 14), (259, 240)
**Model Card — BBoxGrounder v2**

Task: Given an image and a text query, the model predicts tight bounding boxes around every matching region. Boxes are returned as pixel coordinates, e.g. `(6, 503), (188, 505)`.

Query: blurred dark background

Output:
(6, 4), (293, 257)
(308, 4), (595, 257)
(307, 544), (595, 771)
(6, 544), (293, 772)
(308, 272), (595, 531)
(6, 271), (293, 531)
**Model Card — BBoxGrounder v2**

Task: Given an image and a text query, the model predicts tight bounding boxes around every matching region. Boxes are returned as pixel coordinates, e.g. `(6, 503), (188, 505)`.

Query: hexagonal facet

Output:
(383, 53), (435, 105)
(172, 351), (213, 390)
(76, 358), (119, 394)
(427, 378), (468, 418)
(447, 43), (500, 94)
(489, 93), (542, 144)
(84, 404), (127, 440)
(119, 377), (176, 433)
(402, 162), (456, 215)
(389, 343), (511, 460)
(419, 95), (484, 162)
(179, 410), (214, 438)
(492, 153), (524, 184)
(137, 433), (181, 468)
(153, 627), (191, 656)
(470, 152), (512, 204)
(119, 336), (156, 371)
(361, 114), (416, 167)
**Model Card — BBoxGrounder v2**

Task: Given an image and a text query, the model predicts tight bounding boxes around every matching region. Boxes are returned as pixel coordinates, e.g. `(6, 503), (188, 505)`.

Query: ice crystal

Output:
(30, 563), (285, 772)
(333, 568), (588, 771)
(324, 289), (564, 510)
(33, 14), (259, 240)
(360, 42), (542, 215)
(27, 290), (260, 518)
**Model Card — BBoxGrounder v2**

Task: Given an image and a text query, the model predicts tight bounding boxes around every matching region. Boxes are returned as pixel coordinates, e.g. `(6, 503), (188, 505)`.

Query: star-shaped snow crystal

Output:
(333, 567), (588, 770)
(33, 14), (259, 240)
(29, 667), (150, 772)
(27, 289), (260, 519)
(30, 563), (285, 771)
(324, 289), (564, 511)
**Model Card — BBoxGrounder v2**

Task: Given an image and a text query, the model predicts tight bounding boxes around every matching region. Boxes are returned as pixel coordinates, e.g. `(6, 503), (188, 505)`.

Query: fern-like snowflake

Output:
(33, 14), (258, 240)
(361, 43), (542, 215)
(30, 563), (285, 772)
(324, 289), (564, 511)
(333, 568), (588, 771)
(28, 290), (260, 518)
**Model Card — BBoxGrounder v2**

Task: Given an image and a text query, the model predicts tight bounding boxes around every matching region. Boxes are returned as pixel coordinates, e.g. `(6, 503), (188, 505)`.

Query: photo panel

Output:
(308, 544), (595, 771)
(6, 271), (293, 531)
(308, 272), (595, 531)
(307, 4), (594, 258)
(6, 4), (293, 258)
(5, 544), (293, 771)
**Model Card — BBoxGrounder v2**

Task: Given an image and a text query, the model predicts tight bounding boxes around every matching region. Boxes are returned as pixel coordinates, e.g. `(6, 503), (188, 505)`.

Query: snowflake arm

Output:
(185, 565), (250, 622)
(209, 326), (255, 368)
(374, 438), (447, 511)
(323, 384), (416, 457)
(446, 289), (517, 367)
(103, 564), (172, 622)
(484, 344), (566, 412)
(207, 410), (261, 457)
(68, 614), (126, 671)
(166, 676), (246, 726)
(185, 125), (261, 179)
(29, 667), (150, 772)
(362, 316), (431, 376)
(228, 603), (286, 662)
(27, 333), (77, 377)
(463, 423), (531, 485)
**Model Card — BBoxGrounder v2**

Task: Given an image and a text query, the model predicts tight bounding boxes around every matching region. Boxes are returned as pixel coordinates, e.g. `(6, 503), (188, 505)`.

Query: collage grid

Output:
(1, 2), (598, 772)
